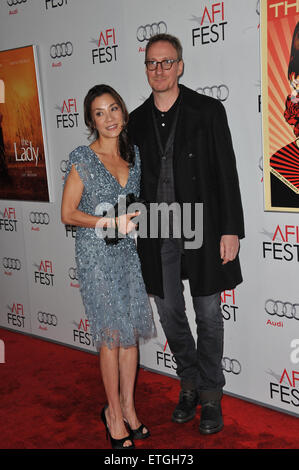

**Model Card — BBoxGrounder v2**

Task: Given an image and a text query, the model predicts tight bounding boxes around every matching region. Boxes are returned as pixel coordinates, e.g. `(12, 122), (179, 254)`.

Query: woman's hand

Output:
(116, 211), (139, 234)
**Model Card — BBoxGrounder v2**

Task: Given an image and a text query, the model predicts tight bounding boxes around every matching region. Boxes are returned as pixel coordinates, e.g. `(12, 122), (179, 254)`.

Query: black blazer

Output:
(128, 84), (245, 298)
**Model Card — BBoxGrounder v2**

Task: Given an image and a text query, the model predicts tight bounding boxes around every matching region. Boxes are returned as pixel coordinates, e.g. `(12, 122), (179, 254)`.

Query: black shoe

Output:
(126, 422), (150, 440)
(199, 401), (223, 435)
(101, 405), (135, 449)
(172, 389), (198, 423)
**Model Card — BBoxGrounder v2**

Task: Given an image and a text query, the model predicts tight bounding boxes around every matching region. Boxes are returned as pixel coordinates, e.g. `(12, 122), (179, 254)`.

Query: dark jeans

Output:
(154, 239), (225, 402)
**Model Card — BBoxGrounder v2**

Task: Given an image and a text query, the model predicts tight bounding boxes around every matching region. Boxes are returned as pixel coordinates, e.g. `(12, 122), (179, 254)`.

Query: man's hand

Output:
(220, 235), (239, 265)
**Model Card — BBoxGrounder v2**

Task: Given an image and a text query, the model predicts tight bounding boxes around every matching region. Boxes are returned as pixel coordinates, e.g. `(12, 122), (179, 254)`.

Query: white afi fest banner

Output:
(0, 0), (299, 417)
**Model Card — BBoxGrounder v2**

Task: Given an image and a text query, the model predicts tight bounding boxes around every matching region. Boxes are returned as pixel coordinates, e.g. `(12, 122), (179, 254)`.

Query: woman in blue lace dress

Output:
(61, 84), (155, 449)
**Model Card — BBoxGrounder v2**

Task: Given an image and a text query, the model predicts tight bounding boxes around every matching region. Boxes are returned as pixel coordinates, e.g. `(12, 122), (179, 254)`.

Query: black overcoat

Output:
(128, 84), (245, 298)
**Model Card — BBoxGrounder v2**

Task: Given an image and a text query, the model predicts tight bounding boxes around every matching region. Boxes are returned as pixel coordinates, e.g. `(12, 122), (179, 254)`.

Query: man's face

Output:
(145, 41), (183, 94)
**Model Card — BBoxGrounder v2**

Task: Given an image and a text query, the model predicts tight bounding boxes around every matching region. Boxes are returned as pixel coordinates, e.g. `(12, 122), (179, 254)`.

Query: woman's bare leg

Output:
(99, 344), (132, 446)
(119, 345), (148, 434)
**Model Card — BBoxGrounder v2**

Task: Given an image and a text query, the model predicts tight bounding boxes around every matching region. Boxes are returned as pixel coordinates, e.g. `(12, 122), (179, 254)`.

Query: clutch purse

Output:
(103, 193), (148, 245)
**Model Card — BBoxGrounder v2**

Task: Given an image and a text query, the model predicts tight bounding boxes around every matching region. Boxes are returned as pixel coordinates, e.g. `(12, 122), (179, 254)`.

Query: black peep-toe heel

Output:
(101, 405), (135, 449)
(123, 417), (150, 440)
(127, 422), (150, 440)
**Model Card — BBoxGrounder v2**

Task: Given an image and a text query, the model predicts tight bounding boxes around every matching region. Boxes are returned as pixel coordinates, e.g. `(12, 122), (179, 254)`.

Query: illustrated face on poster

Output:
(284, 24), (299, 139)
(269, 21), (299, 206)
(0, 46), (51, 202)
(262, 2), (299, 212)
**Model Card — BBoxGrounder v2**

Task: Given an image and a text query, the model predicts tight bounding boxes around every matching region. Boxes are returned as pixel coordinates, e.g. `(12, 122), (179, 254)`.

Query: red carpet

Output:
(0, 327), (299, 450)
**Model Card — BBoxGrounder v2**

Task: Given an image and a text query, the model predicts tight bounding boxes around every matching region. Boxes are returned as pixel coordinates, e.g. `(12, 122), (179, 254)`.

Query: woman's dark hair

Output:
(288, 22), (299, 81)
(284, 23), (299, 136)
(84, 84), (135, 166)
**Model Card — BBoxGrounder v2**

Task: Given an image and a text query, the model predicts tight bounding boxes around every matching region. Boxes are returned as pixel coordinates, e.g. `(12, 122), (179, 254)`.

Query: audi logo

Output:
(3, 257), (21, 270)
(37, 312), (58, 326)
(60, 160), (68, 173)
(68, 267), (78, 280)
(256, 0), (260, 15)
(196, 85), (229, 102)
(222, 357), (241, 375)
(29, 212), (50, 225)
(50, 42), (73, 59)
(136, 21), (167, 42)
(259, 156), (263, 172)
(7, 0), (26, 5)
(265, 299), (299, 320)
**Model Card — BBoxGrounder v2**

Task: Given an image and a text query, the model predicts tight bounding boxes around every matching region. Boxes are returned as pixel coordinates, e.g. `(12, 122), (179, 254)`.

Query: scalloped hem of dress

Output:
(94, 327), (157, 352)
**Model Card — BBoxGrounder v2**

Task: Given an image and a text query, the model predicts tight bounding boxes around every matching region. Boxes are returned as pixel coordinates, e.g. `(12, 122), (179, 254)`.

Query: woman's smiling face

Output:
(91, 93), (124, 140)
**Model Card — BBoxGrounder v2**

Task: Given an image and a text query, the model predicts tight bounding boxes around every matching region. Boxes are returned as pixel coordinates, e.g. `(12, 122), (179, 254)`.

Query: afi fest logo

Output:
(45, 0), (68, 9)
(191, 2), (228, 46)
(268, 341), (299, 408)
(7, 303), (25, 329)
(0, 207), (18, 232)
(65, 223), (76, 238)
(221, 290), (239, 322)
(262, 224), (299, 262)
(34, 260), (54, 286)
(91, 28), (118, 64)
(270, 367), (299, 408)
(156, 340), (177, 372)
(73, 319), (94, 347)
(56, 98), (79, 129)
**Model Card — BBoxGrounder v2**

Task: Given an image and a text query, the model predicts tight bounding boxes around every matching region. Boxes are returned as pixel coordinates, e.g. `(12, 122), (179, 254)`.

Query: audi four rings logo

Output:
(60, 160), (68, 173)
(37, 312), (58, 326)
(29, 212), (50, 225)
(222, 357), (241, 374)
(3, 257), (21, 270)
(7, 0), (26, 5)
(50, 42), (73, 59)
(265, 299), (299, 320)
(68, 267), (78, 280)
(136, 21), (167, 42)
(196, 85), (229, 102)
(256, 0), (260, 15)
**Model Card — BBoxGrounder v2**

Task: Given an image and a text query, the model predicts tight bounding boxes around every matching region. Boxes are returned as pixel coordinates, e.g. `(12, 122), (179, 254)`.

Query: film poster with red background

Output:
(261, 0), (299, 211)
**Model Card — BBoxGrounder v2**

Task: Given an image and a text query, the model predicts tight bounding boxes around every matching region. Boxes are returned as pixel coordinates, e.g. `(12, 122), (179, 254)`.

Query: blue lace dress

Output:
(64, 145), (156, 349)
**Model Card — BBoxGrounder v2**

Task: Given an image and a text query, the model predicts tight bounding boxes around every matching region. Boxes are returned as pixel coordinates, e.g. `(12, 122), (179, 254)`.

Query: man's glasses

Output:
(144, 59), (180, 71)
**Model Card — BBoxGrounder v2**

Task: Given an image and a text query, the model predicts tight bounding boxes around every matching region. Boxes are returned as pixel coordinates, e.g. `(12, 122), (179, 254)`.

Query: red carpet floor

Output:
(1, 327), (299, 450)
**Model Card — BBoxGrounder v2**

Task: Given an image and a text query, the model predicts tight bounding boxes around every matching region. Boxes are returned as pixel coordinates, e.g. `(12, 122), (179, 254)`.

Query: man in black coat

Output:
(128, 34), (244, 435)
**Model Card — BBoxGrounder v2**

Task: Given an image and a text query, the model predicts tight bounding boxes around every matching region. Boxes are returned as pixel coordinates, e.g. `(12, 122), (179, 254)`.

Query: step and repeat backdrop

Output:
(1, 0), (299, 417)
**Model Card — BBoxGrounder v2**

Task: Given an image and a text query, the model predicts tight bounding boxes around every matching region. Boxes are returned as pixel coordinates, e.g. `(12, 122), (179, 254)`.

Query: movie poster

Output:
(0, 45), (51, 202)
(261, 0), (299, 212)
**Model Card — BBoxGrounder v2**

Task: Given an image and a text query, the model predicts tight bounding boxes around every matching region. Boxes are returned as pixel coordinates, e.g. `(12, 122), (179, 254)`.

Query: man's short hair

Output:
(145, 33), (183, 61)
